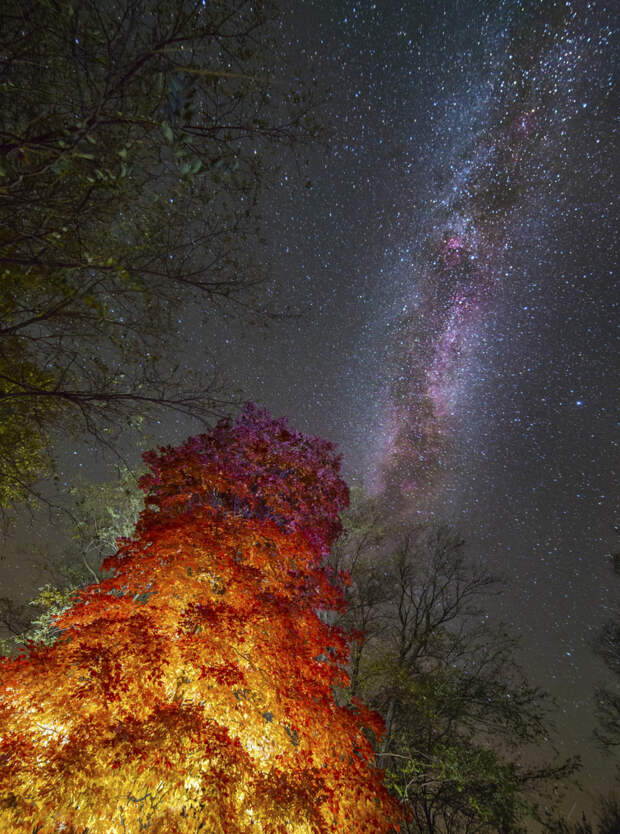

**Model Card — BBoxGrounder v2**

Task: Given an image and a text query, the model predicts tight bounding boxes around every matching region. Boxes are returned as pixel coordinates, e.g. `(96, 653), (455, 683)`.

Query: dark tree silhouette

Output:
(332, 494), (578, 833)
(0, 0), (315, 510)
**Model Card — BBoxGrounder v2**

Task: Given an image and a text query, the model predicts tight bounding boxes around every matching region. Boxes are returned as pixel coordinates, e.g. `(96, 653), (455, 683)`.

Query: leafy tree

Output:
(0, 405), (399, 833)
(0, 465), (146, 650)
(68, 464), (146, 579)
(0, 0), (315, 510)
(331, 495), (578, 833)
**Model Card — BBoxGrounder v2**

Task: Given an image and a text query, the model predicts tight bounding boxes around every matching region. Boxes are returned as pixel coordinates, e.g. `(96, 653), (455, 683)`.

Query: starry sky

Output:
(200, 0), (618, 812)
(0, 0), (616, 819)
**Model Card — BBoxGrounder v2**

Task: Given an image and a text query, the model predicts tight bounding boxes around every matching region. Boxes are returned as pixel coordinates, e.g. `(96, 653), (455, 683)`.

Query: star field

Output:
(225, 0), (617, 810)
(0, 0), (615, 818)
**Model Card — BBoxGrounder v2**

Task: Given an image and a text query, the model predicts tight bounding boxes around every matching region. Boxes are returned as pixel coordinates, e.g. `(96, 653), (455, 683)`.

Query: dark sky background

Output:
(1, 0), (617, 822)
(208, 0), (618, 814)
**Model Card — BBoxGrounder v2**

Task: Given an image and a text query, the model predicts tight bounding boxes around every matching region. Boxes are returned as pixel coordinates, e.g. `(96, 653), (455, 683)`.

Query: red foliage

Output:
(0, 405), (399, 833)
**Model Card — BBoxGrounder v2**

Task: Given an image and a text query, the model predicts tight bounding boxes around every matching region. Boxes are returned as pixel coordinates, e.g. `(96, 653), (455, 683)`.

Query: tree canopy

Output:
(0, 405), (399, 833)
(0, 0), (314, 509)
(331, 495), (578, 833)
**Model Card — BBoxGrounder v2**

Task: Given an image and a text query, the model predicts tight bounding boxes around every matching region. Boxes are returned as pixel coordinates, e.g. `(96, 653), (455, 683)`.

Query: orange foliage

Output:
(0, 405), (399, 833)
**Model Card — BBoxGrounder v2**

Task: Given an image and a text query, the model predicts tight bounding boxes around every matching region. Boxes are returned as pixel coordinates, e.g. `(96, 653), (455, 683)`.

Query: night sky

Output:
(1, 0), (617, 820)
(204, 0), (618, 811)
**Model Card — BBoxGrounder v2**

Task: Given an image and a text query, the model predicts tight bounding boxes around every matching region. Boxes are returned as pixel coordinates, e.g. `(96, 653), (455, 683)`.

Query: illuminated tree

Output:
(0, 406), (398, 833)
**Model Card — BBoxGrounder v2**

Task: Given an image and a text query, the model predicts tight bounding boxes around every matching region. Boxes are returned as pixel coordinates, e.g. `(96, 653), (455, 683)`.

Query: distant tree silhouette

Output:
(332, 493), (578, 833)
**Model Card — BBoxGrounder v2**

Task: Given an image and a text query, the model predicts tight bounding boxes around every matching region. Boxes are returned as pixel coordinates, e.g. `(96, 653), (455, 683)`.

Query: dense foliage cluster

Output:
(0, 406), (398, 833)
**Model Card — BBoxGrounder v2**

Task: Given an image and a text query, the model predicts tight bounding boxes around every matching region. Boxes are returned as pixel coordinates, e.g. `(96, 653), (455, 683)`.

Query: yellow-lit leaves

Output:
(0, 408), (399, 832)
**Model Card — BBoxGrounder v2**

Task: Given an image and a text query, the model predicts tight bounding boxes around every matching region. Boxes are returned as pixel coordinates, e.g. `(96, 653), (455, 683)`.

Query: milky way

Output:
(266, 1), (615, 804)
(374, 1), (614, 518)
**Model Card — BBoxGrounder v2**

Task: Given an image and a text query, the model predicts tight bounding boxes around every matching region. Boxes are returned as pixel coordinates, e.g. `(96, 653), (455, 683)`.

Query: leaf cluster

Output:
(0, 406), (399, 833)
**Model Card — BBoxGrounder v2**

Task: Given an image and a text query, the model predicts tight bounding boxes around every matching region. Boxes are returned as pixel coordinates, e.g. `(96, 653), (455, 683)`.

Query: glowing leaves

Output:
(0, 405), (399, 833)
